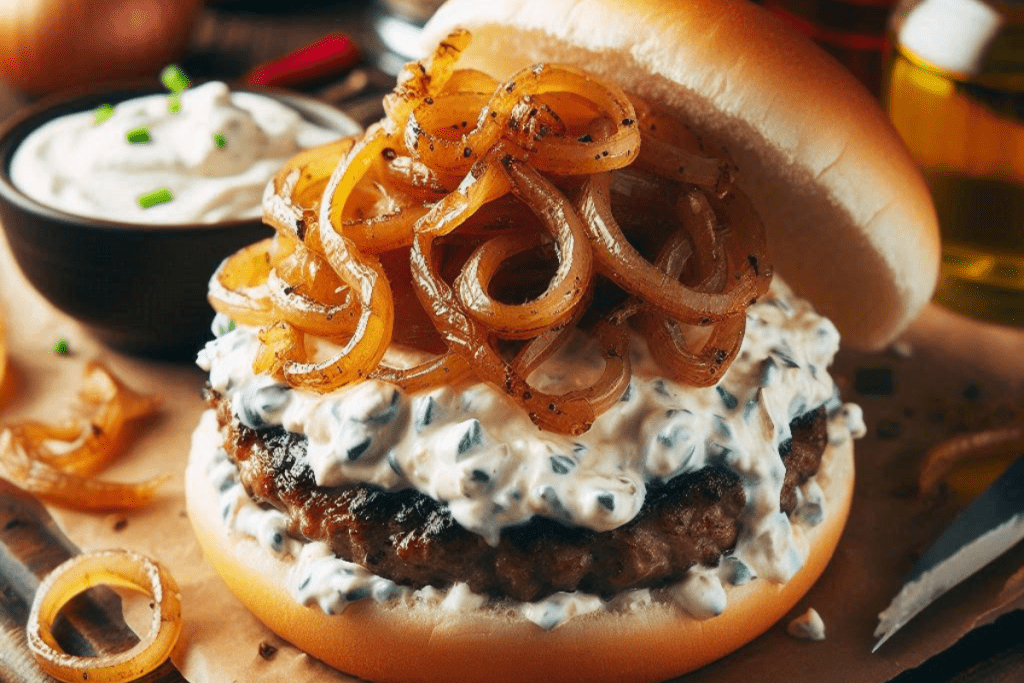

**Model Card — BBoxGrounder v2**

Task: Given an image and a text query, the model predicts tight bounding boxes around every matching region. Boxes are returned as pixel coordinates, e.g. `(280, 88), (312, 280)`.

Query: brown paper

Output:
(1, 227), (1022, 683)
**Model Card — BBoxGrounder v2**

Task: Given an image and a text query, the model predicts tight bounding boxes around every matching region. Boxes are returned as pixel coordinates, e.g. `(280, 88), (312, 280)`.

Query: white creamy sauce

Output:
(197, 279), (864, 627)
(11, 82), (348, 224)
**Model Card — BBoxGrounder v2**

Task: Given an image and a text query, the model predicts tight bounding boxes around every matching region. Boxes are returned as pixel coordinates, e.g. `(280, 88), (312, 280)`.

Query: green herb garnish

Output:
(161, 65), (190, 113)
(137, 188), (173, 209)
(126, 126), (150, 144)
(94, 104), (115, 125)
(54, 339), (69, 355)
(216, 319), (237, 336)
(160, 65), (191, 93)
(213, 133), (227, 149)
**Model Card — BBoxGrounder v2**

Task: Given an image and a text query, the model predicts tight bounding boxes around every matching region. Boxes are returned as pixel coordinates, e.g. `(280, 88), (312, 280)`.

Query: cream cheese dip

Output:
(194, 279), (864, 627)
(10, 81), (348, 224)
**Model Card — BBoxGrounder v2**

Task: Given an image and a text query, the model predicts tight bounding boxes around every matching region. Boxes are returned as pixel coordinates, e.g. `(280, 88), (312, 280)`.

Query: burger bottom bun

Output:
(186, 410), (854, 683)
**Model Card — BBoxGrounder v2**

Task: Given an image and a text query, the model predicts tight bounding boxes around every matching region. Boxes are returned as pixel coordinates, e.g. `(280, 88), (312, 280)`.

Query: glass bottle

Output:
(886, 0), (1024, 324)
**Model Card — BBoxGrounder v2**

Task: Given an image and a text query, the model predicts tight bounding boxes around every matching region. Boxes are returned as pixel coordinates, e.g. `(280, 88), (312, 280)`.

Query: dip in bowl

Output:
(0, 83), (360, 359)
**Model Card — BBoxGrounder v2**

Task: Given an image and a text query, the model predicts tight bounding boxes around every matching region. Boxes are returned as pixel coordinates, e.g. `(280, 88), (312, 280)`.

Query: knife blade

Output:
(873, 453), (1024, 652)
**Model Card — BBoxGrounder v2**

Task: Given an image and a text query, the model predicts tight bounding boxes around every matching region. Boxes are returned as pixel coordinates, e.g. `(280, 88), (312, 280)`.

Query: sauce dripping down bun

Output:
(185, 0), (939, 681)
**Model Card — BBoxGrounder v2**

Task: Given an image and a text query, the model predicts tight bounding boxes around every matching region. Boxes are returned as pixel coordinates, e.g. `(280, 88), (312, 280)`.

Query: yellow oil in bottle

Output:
(886, 4), (1024, 325)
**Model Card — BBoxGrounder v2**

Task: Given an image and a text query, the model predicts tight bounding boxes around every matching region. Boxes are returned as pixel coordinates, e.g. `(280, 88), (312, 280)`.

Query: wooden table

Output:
(0, 2), (1022, 682)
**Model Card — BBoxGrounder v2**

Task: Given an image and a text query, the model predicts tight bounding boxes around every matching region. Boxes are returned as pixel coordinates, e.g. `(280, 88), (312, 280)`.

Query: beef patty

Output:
(209, 389), (827, 602)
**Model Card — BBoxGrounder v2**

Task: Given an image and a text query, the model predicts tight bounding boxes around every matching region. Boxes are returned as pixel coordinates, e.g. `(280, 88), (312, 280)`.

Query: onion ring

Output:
(207, 237), (278, 328)
(454, 160), (593, 338)
(262, 124), (396, 393)
(576, 172), (762, 323)
(266, 246), (360, 339)
(27, 550), (182, 683)
(410, 171), (609, 435)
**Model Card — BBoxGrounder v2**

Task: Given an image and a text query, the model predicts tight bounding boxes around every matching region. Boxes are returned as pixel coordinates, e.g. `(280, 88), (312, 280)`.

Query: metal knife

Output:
(873, 453), (1024, 652)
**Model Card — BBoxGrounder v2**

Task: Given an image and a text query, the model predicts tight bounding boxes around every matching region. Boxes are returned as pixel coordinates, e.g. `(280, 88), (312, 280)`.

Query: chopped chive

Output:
(54, 339), (69, 355)
(138, 188), (173, 209)
(94, 104), (115, 125)
(126, 126), (150, 144)
(168, 93), (181, 113)
(160, 64), (191, 93)
(550, 455), (575, 475)
(214, 133), (227, 149)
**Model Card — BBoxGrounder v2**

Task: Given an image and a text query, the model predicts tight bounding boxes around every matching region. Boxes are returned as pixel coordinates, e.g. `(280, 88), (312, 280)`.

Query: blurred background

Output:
(767, 0), (1024, 328)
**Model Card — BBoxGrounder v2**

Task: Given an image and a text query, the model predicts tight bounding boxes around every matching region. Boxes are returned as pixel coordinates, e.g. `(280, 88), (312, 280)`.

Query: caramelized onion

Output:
(576, 172), (766, 323)
(919, 425), (1024, 495)
(371, 352), (472, 393)
(384, 29), (471, 123)
(455, 160), (593, 338)
(267, 246), (359, 339)
(265, 128), (396, 392)
(207, 238), (278, 328)
(0, 363), (165, 510)
(27, 550), (182, 683)
(209, 29), (775, 431)
(641, 312), (747, 387)
(411, 223), (597, 435)
(630, 95), (735, 197)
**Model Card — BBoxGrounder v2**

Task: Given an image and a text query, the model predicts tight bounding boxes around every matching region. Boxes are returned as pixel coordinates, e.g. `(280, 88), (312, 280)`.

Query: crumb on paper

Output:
(788, 608), (826, 641)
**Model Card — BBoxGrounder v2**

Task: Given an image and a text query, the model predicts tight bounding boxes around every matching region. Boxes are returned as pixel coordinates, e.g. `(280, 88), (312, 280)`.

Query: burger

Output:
(185, 0), (939, 681)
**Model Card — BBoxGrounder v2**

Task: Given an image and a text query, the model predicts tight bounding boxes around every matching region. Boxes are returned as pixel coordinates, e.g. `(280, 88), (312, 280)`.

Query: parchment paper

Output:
(2, 226), (1022, 683)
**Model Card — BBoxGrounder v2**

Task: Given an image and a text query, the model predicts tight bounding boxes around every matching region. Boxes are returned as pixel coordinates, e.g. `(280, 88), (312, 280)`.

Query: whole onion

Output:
(0, 0), (204, 95)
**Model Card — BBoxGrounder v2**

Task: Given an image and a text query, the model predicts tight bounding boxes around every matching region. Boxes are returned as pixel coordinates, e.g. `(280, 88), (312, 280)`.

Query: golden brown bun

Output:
(186, 411), (854, 683)
(422, 0), (940, 350)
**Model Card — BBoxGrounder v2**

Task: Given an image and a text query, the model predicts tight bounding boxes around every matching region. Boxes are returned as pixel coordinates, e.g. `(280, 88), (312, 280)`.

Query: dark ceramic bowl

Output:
(0, 86), (359, 360)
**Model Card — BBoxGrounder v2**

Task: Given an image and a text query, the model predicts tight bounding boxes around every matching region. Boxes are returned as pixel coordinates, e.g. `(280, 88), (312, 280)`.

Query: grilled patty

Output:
(209, 390), (827, 602)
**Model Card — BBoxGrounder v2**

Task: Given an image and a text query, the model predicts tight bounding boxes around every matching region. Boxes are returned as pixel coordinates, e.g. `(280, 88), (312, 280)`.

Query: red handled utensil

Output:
(245, 32), (360, 89)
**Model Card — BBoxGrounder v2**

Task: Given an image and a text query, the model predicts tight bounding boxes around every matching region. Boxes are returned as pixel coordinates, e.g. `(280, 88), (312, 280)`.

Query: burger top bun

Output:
(421, 0), (941, 350)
